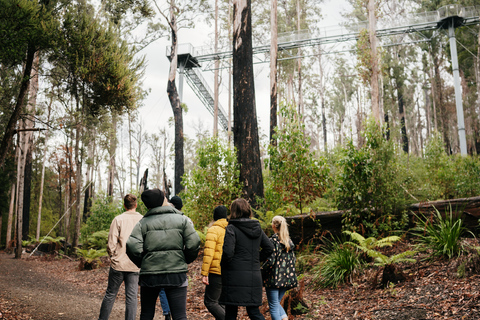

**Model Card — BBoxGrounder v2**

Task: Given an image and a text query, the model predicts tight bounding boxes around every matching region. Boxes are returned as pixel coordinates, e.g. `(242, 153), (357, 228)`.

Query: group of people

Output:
(98, 188), (298, 320)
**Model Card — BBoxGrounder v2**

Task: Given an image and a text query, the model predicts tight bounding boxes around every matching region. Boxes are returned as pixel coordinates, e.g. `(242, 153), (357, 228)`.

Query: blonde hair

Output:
(272, 216), (291, 251)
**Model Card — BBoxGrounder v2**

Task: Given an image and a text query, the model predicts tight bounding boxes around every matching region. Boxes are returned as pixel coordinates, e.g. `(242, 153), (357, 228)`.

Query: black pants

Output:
(204, 273), (225, 320)
(140, 286), (187, 320)
(225, 305), (265, 320)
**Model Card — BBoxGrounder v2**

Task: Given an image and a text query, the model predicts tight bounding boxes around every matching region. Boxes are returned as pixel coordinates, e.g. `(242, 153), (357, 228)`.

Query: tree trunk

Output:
(72, 112), (83, 249)
(16, 138), (26, 258)
(368, 0), (380, 123)
(167, 4), (184, 195)
(296, 0), (303, 119)
(213, 0), (219, 136)
(269, 0), (278, 146)
(232, 0), (264, 204)
(0, 44), (36, 170)
(397, 81), (409, 153)
(6, 183), (15, 249)
(36, 104), (51, 240)
(108, 114), (117, 197)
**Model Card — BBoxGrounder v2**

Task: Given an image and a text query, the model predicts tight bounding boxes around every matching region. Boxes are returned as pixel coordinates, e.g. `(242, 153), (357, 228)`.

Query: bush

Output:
(83, 230), (109, 250)
(335, 118), (407, 237)
(313, 240), (361, 288)
(412, 207), (471, 259)
(264, 104), (330, 213)
(181, 137), (243, 230)
(80, 194), (123, 243)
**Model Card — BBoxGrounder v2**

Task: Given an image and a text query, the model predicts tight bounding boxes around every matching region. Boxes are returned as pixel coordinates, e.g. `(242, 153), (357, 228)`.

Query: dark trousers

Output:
(204, 273), (225, 320)
(140, 286), (187, 320)
(225, 305), (265, 320)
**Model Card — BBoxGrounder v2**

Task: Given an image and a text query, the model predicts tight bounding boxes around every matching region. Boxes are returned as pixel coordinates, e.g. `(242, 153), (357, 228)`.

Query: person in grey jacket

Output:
(127, 189), (200, 320)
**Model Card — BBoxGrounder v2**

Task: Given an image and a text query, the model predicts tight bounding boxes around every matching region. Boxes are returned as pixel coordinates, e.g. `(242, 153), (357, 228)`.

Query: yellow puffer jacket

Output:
(201, 218), (228, 276)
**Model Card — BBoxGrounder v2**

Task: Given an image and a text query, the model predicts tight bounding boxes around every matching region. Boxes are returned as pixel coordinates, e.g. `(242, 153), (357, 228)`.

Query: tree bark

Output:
(72, 111), (83, 249)
(233, 0), (264, 204)
(6, 183), (15, 249)
(0, 44), (36, 170)
(108, 114), (117, 197)
(269, 0), (278, 146)
(213, 0), (219, 137)
(397, 81), (409, 153)
(167, 4), (184, 195)
(368, 0), (380, 123)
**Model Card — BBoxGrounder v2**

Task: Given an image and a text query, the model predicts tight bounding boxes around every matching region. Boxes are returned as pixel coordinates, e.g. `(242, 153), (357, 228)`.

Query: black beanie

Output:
(170, 196), (183, 210)
(213, 205), (228, 221)
(141, 189), (165, 209)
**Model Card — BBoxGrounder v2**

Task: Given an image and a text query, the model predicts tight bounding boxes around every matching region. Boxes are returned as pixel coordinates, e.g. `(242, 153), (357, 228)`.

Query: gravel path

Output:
(0, 252), (136, 320)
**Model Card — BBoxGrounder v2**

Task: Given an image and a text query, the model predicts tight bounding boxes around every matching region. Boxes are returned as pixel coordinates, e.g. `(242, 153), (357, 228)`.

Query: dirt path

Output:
(0, 252), (134, 320)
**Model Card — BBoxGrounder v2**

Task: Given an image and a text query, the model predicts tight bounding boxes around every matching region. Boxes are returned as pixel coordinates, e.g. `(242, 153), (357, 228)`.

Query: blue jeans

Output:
(159, 288), (170, 315)
(98, 267), (139, 320)
(265, 288), (287, 320)
(140, 286), (187, 320)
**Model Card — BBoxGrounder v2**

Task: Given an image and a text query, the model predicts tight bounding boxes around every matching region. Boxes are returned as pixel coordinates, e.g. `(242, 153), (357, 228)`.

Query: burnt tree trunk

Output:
(167, 8), (184, 195)
(397, 81), (409, 153)
(232, 0), (264, 204)
(269, 0), (278, 147)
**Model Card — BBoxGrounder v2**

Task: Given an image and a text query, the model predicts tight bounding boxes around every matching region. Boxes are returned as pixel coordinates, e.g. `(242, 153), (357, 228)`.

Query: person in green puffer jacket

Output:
(126, 189), (200, 320)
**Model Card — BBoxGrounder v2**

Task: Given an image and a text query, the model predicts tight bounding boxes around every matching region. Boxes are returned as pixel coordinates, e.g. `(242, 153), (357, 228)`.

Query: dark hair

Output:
(170, 195), (183, 210)
(141, 189), (165, 209)
(229, 198), (251, 219)
(124, 194), (137, 210)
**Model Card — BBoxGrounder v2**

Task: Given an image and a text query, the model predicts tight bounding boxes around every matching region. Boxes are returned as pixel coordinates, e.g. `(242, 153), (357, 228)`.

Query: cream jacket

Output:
(107, 211), (143, 272)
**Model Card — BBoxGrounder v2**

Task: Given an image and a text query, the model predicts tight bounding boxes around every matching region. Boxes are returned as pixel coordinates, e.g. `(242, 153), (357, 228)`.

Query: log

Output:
(285, 196), (480, 245)
(285, 210), (345, 246)
(408, 196), (480, 232)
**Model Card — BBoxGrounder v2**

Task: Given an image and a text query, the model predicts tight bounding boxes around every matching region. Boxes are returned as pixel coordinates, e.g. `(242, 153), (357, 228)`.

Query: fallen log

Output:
(285, 196), (480, 246)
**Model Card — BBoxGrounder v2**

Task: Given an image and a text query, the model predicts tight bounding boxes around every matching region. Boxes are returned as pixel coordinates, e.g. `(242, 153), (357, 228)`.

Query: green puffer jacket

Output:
(126, 205), (200, 275)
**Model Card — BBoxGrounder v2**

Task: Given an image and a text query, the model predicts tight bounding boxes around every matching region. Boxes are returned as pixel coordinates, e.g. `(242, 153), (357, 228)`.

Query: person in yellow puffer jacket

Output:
(201, 205), (228, 320)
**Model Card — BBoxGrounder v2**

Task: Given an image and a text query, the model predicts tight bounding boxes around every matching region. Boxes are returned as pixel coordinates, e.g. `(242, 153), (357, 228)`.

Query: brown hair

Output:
(124, 194), (137, 210)
(230, 198), (251, 219)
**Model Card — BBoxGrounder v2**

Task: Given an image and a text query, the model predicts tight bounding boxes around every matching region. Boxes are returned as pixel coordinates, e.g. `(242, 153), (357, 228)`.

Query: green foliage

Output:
(197, 227), (208, 246)
(83, 230), (109, 250)
(424, 131), (455, 199)
(314, 240), (361, 288)
(76, 248), (107, 263)
(412, 207), (470, 259)
(335, 118), (407, 237)
(181, 137), (242, 230)
(264, 104), (330, 213)
(344, 231), (416, 267)
(80, 194), (123, 243)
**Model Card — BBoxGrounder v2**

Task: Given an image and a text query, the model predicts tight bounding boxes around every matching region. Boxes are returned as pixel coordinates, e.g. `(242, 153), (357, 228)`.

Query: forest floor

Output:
(1, 240), (480, 320)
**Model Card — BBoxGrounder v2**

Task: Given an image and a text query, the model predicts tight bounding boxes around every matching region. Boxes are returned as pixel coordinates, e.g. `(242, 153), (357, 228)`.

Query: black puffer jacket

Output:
(220, 218), (274, 306)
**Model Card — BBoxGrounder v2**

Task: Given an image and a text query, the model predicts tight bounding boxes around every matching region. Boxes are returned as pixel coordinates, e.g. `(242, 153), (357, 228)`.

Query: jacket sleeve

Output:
(183, 216), (201, 264)
(126, 221), (144, 268)
(107, 218), (119, 258)
(259, 231), (274, 262)
(221, 225), (236, 263)
(201, 228), (218, 276)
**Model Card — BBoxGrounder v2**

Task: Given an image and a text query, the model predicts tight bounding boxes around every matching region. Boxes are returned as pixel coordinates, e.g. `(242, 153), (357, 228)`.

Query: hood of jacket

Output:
(212, 218), (228, 229)
(228, 218), (262, 239)
(144, 205), (181, 218)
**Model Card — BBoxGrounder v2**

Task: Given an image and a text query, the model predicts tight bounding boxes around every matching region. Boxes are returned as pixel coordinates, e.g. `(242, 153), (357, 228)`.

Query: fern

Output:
(76, 248), (107, 263)
(344, 231), (416, 267)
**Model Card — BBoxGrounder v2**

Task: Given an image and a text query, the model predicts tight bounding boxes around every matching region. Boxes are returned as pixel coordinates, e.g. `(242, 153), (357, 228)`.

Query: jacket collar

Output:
(144, 205), (180, 217)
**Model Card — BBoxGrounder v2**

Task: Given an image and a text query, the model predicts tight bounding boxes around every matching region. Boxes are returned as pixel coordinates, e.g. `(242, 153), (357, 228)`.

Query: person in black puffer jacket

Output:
(220, 198), (274, 320)
(126, 189), (200, 320)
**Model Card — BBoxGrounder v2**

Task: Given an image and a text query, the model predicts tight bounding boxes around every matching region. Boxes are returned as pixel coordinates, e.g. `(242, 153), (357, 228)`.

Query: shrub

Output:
(412, 207), (471, 259)
(336, 118), (407, 237)
(83, 230), (109, 250)
(313, 240), (361, 288)
(264, 104), (330, 213)
(80, 193), (123, 243)
(181, 137), (243, 230)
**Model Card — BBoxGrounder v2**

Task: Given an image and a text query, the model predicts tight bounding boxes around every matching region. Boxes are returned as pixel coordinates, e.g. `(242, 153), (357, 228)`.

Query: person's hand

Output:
(202, 276), (209, 285)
